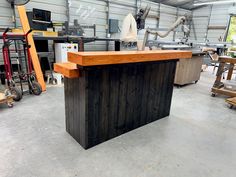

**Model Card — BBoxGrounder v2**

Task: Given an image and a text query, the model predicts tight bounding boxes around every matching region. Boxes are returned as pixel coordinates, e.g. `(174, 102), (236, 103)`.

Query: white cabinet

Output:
(55, 43), (78, 63)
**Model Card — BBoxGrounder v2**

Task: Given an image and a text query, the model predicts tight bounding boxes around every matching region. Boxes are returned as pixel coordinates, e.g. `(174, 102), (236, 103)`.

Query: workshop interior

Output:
(0, 0), (236, 176)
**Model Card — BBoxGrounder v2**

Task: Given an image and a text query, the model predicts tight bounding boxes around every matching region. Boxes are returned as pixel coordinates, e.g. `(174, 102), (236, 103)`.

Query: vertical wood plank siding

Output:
(65, 60), (177, 149)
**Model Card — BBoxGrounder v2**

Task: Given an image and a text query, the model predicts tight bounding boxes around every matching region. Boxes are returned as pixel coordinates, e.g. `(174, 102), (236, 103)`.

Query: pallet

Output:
(226, 97), (236, 109)
(0, 93), (14, 108)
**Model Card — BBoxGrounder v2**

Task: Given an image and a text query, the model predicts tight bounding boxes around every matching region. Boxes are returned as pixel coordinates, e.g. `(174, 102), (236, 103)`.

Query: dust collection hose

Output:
(142, 16), (187, 50)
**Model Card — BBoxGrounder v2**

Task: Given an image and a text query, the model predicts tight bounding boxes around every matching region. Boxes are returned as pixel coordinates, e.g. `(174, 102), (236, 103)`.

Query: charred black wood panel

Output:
(64, 60), (177, 149)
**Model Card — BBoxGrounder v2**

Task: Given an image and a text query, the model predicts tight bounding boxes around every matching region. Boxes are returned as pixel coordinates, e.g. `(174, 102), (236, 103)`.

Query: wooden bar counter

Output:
(55, 50), (192, 149)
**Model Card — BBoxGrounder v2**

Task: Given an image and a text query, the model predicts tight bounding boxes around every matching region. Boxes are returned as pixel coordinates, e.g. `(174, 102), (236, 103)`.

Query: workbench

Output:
(0, 34), (121, 65)
(32, 36), (121, 51)
(0, 35), (121, 51)
(54, 50), (192, 149)
(212, 56), (236, 97)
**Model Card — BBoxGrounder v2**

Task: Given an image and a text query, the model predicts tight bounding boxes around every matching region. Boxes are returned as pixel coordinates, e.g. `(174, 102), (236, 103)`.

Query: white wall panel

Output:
(190, 6), (210, 42)
(70, 0), (107, 51)
(191, 4), (233, 42)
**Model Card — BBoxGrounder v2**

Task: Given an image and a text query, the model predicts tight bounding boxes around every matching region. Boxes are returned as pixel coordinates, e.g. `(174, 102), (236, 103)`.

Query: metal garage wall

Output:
(0, 0), (191, 56)
(109, 0), (137, 50)
(0, 0), (67, 64)
(207, 4), (232, 42)
(70, 0), (191, 51)
(191, 4), (233, 42)
(159, 4), (179, 41)
(16, 0), (67, 26)
(0, 1), (13, 65)
(190, 6), (210, 42)
(0, 1), (13, 28)
(69, 0), (107, 51)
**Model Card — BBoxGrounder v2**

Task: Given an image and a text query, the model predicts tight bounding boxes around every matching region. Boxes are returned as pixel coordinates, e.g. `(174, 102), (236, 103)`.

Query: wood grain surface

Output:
(64, 60), (177, 149)
(17, 6), (46, 91)
(68, 50), (192, 66)
(54, 62), (80, 78)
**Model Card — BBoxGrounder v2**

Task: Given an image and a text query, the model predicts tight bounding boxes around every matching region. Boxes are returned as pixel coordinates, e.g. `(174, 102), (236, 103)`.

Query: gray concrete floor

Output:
(0, 68), (235, 177)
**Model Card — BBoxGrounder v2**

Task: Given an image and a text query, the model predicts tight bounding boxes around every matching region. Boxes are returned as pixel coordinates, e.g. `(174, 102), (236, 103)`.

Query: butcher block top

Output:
(54, 62), (79, 78)
(54, 50), (192, 78)
(68, 50), (192, 66)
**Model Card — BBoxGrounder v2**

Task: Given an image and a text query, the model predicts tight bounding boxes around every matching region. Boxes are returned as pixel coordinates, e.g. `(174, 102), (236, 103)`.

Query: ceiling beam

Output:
(149, 0), (190, 10)
(177, 0), (194, 7)
(190, 4), (208, 10)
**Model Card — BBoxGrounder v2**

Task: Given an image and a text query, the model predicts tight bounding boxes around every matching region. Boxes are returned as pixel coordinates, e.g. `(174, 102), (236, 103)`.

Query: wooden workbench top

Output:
(68, 50), (192, 66)
(217, 56), (236, 64)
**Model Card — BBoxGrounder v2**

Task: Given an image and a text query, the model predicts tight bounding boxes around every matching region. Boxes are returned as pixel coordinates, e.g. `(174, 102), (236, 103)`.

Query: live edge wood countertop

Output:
(68, 50), (192, 66)
(54, 50), (192, 78)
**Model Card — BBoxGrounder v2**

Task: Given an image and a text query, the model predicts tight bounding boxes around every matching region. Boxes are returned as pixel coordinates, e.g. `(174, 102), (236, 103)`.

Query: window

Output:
(226, 16), (236, 42)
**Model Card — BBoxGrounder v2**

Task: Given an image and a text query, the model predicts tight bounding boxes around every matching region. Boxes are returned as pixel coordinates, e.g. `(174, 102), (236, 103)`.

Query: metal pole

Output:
(155, 3), (161, 40)
(66, 0), (70, 24)
(98, 0), (136, 9)
(106, 0), (110, 51)
(135, 0), (138, 14)
(204, 5), (213, 42)
(190, 11), (197, 41)
(12, 4), (17, 28)
(173, 7), (179, 41)
(224, 3), (235, 42)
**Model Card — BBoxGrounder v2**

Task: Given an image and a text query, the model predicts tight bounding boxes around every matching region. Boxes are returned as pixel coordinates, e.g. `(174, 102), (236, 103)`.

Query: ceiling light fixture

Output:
(194, 0), (236, 6)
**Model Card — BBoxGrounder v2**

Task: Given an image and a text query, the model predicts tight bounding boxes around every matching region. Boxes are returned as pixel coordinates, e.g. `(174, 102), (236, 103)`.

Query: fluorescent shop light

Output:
(194, 0), (236, 6)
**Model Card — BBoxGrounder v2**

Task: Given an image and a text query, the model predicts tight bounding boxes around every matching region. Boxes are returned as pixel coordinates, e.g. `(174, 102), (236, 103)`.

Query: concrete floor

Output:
(0, 68), (235, 177)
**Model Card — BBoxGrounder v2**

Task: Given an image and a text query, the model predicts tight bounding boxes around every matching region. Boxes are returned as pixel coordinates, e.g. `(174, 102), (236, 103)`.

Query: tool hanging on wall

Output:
(17, 5), (46, 91)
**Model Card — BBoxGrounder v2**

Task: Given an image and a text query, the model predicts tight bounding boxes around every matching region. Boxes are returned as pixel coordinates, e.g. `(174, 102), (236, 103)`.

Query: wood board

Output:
(68, 50), (192, 66)
(17, 6), (46, 91)
(64, 60), (177, 149)
(226, 97), (236, 106)
(54, 62), (80, 78)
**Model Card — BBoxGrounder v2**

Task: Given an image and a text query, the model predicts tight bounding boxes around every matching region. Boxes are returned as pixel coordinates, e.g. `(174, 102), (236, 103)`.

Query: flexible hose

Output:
(142, 16), (187, 50)
(147, 16), (186, 38)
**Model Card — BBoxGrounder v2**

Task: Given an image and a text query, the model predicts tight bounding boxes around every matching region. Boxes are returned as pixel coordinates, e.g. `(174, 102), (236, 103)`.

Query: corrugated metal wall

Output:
(0, 0), (190, 60)
(191, 4), (233, 42)
(1, 1), (235, 46)
(0, 1), (13, 28)
(0, 1), (14, 65)
(0, 0), (67, 65)
(15, 0), (67, 26)
(70, 0), (107, 51)
(70, 0), (190, 50)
